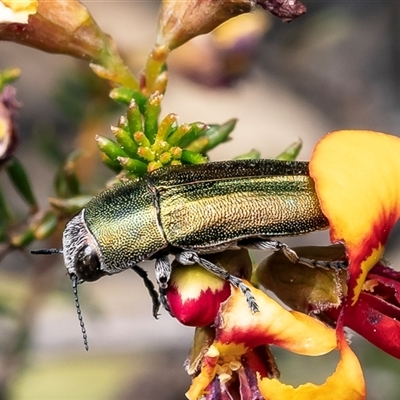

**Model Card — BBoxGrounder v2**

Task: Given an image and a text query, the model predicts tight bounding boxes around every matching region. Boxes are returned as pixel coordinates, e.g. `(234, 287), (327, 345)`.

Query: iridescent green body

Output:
(79, 159), (328, 274)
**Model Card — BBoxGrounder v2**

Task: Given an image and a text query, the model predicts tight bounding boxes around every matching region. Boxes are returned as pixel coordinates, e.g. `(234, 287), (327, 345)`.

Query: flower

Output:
(0, 84), (20, 165)
(156, 0), (253, 51)
(185, 283), (364, 400)
(166, 251), (366, 399)
(0, 0), (137, 88)
(156, 0), (306, 51)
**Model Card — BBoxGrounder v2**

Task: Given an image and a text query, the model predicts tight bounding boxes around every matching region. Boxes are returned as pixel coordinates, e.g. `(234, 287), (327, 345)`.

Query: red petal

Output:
(342, 293), (400, 358)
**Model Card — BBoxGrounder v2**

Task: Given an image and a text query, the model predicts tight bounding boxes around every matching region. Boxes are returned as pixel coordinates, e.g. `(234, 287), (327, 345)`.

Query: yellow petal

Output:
(2, 0), (37, 12)
(0, 0), (37, 23)
(186, 345), (219, 400)
(258, 329), (366, 400)
(216, 284), (336, 356)
(309, 130), (400, 304)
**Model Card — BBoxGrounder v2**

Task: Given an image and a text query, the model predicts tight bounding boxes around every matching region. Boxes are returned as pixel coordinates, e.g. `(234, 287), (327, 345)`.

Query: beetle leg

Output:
(131, 266), (161, 319)
(154, 256), (177, 316)
(242, 239), (348, 270)
(155, 255), (172, 289)
(176, 251), (259, 313)
(159, 287), (174, 317)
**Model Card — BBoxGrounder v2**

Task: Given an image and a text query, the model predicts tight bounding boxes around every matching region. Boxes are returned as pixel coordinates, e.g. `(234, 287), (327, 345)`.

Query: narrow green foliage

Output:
(11, 229), (35, 248)
(112, 126), (139, 159)
(55, 150), (81, 199)
(276, 139), (302, 161)
(10, 211), (58, 247)
(127, 100), (143, 135)
(184, 137), (208, 153)
(133, 131), (151, 148)
(186, 119), (236, 153)
(96, 135), (127, 161)
(168, 122), (206, 148)
(0, 188), (10, 242)
(144, 92), (162, 143)
(6, 158), (37, 211)
(156, 113), (178, 142)
(101, 154), (122, 173)
(200, 119), (236, 152)
(181, 150), (207, 164)
(117, 157), (148, 176)
(0, 187), (11, 222)
(33, 211), (58, 240)
(49, 195), (94, 215)
(234, 149), (261, 160)
(109, 87), (147, 112)
(167, 123), (191, 146)
(117, 115), (129, 131)
(178, 122), (208, 149)
(0, 68), (20, 91)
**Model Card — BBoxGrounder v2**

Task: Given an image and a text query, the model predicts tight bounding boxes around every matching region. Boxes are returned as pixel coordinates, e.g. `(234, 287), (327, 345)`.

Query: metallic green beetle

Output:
(58, 158), (332, 316)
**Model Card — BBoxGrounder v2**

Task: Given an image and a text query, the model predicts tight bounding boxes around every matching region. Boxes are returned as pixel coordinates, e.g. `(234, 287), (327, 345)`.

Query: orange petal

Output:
(258, 328), (366, 400)
(216, 284), (336, 356)
(309, 130), (400, 304)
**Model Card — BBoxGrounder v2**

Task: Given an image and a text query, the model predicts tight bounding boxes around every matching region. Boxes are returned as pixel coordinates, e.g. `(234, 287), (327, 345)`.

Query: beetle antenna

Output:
(71, 274), (89, 351)
(30, 248), (63, 255)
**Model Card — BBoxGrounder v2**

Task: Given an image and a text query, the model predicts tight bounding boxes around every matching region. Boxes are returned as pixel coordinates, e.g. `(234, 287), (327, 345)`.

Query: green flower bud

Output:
(96, 135), (126, 162)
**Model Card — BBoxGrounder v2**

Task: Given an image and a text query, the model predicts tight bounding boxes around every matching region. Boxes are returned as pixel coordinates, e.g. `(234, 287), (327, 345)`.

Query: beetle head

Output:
(62, 210), (106, 283)
(31, 210), (96, 350)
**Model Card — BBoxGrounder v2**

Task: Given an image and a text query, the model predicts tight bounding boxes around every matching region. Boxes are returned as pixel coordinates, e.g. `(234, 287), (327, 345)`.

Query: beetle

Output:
(33, 158), (344, 317)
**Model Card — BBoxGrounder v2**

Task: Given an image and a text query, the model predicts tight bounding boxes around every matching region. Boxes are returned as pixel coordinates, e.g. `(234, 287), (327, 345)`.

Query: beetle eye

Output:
(75, 245), (105, 282)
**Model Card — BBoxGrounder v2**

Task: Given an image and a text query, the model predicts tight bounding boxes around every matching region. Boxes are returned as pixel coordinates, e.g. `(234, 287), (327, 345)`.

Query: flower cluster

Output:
(97, 89), (238, 178)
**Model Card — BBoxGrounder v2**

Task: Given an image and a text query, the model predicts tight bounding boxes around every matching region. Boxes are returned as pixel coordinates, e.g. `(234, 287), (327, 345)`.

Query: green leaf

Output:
(54, 150), (82, 199)
(112, 126), (139, 159)
(6, 158), (37, 211)
(275, 139), (302, 161)
(117, 157), (148, 176)
(109, 88), (147, 113)
(33, 211), (58, 240)
(234, 149), (261, 160)
(49, 195), (94, 215)
(0, 68), (20, 91)
(180, 150), (207, 165)
(96, 135), (127, 162)
(144, 93), (162, 144)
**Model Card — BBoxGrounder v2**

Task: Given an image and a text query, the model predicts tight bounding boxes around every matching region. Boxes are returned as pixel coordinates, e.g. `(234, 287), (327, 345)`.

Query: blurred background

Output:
(1, 1), (400, 399)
